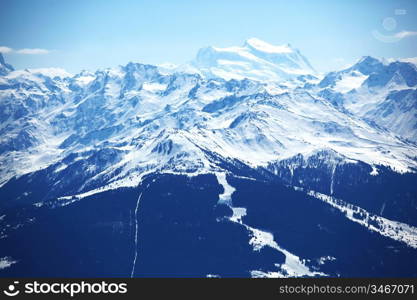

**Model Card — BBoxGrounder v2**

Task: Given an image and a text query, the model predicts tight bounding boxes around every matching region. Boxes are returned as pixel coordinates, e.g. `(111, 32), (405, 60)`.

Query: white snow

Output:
(76, 74), (95, 85)
(28, 68), (72, 78)
(0, 257), (17, 270)
(191, 38), (315, 81)
(131, 190), (143, 278)
(370, 166), (379, 176)
(318, 256), (336, 265)
(142, 82), (167, 92)
(246, 225), (326, 277)
(296, 186), (417, 249)
(333, 71), (368, 93)
(245, 38), (293, 54)
(215, 172), (235, 205)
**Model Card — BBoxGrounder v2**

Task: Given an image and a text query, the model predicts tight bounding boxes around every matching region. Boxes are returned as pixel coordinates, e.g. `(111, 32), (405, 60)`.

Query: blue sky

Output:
(1, 0), (417, 73)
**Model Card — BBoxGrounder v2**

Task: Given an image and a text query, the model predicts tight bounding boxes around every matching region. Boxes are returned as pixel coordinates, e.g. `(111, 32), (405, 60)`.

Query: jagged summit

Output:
(347, 56), (385, 75)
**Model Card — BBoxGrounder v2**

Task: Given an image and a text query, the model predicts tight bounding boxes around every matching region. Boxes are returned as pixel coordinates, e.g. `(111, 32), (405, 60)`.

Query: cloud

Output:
(394, 31), (417, 39)
(386, 57), (417, 66)
(0, 47), (51, 55)
(29, 68), (72, 78)
(372, 29), (417, 43)
(399, 57), (417, 65)
(16, 48), (50, 55)
(0, 46), (13, 53)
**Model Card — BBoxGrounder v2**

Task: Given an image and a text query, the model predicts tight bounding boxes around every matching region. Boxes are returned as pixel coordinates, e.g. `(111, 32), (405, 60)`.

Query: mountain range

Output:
(0, 39), (417, 277)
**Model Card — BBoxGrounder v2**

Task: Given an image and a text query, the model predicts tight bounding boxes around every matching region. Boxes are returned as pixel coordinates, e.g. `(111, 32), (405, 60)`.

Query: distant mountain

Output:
(190, 38), (316, 81)
(318, 56), (417, 142)
(0, 42), (417, 278)
(319, 56), (417, 90)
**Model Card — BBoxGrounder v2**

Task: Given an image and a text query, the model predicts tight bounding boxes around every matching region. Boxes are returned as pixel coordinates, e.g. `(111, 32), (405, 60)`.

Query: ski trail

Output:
(130, 191), (143, 278)
(330, 164), (336, 195)
(215, 172), (324, 277)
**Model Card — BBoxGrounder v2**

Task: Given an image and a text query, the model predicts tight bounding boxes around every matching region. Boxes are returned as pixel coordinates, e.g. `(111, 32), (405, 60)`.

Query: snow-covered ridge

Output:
(244, 38), (293, 54)
(318, 55), (417, 142)
(0, 42), (417, 196)
(295, 186), (417, 249)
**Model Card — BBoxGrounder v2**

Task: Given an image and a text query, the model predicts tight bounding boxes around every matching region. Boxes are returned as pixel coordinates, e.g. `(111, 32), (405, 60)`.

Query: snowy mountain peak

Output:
(349, 56), (385, 75)
(356, 55), (382, 65)
(191, 38), (315, 82)
(319, 55), (417, 93)
(243, 38), (293, 54)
